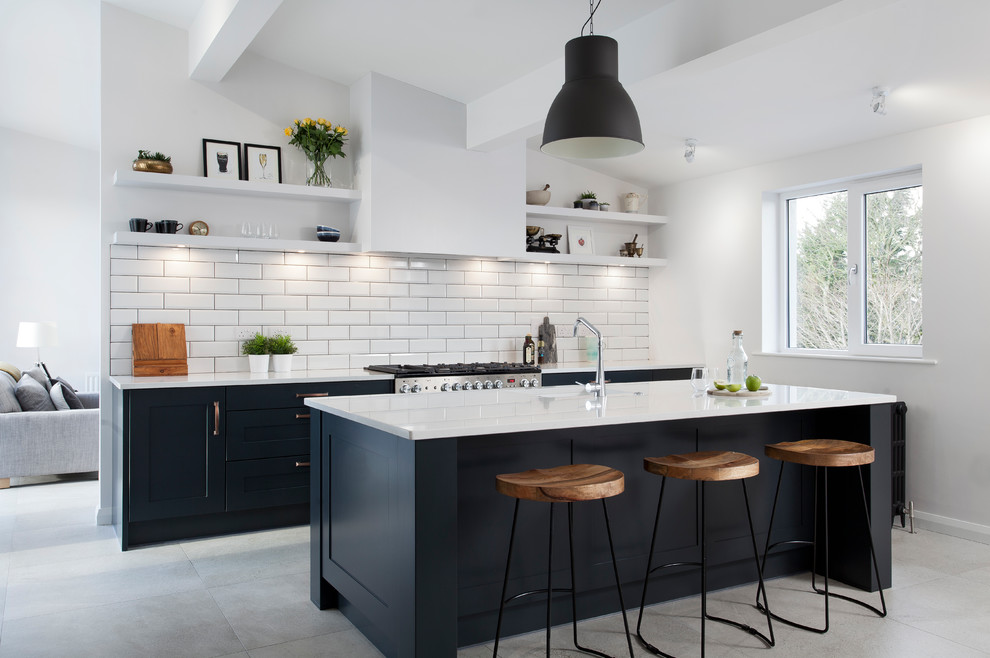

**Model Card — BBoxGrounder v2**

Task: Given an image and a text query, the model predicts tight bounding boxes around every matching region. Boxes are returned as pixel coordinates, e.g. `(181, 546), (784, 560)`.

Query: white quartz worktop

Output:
(109, 368), (392, 390)
(305, 380), (896, 440)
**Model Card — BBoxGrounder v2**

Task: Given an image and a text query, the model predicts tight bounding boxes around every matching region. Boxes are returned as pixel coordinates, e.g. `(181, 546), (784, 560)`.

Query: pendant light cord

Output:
(581, 0), (602, 35)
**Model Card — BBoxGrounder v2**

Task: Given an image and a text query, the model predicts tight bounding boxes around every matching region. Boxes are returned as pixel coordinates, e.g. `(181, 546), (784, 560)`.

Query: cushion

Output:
(0, 361), (21, 381)
(24, 366), (52, 391)
(51, 381), (84, 410)
(0, 371), (21, 413)
(15, 373), (57, 411)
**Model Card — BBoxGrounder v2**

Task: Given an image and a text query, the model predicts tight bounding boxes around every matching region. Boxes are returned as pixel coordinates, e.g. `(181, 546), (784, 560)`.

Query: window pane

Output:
(789, 191), (848, 349)
(865, 186), (923, 345)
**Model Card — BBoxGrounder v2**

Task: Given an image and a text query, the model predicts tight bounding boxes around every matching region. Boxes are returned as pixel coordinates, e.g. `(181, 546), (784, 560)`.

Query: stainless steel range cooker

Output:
(365, 362), (542, 394)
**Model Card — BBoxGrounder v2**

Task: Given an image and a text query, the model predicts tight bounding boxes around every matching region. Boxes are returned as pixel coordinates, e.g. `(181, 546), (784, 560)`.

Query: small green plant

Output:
(579, 190), (597, 200)
(241, 332), (268, 356)
(136, 149), (171, 162)
(267, 333), (298, 355)
(599, 201), (610, 207)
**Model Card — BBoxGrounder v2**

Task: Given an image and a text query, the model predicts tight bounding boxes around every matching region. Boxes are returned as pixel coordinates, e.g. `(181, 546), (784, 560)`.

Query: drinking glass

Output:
(690, 367), (708, 395)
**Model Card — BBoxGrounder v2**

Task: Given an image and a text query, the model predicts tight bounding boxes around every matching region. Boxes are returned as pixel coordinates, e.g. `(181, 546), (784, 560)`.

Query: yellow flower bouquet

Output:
(284, 118), (348, 187)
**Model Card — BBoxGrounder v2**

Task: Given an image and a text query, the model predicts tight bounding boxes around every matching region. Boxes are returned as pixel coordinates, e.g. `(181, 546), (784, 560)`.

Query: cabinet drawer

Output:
(226, 455), (310, 511)
(227, 408), (311, 460)
(226, 380), (392, 411)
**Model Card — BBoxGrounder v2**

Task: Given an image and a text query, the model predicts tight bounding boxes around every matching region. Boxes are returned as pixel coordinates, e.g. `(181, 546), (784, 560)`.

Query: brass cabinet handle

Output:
(212, 401), (220, 436)
(295, 461), (311, 468)
(295, 413), (311, 419)
(295, 392), (329, 398)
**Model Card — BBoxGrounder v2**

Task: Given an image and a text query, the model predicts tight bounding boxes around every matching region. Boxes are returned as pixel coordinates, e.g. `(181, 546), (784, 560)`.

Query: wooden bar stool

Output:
(637, 451), (774, 657)
(493, 463), (634, 658)
(757, 439), (887, 633)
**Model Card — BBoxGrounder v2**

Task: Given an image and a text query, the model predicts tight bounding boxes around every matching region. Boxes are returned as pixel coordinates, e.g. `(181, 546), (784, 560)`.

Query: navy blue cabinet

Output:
(542, 367), (691, 387)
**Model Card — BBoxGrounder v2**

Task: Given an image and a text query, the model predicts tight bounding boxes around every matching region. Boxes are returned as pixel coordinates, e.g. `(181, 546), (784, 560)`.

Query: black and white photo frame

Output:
(243, 143), (282, 183)
(203, 138), (241, 179)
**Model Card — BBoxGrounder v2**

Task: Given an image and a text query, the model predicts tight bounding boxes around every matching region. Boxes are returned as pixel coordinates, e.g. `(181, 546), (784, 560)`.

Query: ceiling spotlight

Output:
(684, 139), (697, 163)
(871, 86), (889, 115)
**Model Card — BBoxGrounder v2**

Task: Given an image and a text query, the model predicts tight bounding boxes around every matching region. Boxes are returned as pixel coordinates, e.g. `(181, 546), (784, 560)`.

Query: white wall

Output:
(0, 127), (100, 390)
(652, 114), (990, 538)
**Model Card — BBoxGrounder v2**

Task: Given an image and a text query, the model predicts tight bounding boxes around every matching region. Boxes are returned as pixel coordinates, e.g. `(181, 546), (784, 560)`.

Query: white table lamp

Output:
(17, 321), (57, 381)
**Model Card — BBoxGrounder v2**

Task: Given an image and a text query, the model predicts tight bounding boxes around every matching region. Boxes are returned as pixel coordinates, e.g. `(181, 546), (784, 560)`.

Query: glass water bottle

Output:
(726, 330), (748, 387)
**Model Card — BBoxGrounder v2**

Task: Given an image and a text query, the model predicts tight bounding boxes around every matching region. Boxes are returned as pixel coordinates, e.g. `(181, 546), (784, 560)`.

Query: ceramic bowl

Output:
(526, 186), (551, 205)
(317, 231), (340, 242)
(316, 225), (335, 232)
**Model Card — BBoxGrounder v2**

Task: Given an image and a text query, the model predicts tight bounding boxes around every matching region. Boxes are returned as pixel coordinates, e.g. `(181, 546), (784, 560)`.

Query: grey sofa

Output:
(0, 366), (99, 488)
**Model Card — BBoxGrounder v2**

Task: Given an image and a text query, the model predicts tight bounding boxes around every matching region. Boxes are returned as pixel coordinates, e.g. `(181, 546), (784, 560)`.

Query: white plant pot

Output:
(248, 354), (270, 373)
(272, 354), (293, 373)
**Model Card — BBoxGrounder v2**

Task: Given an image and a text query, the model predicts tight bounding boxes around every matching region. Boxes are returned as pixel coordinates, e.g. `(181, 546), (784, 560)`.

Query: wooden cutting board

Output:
(707, 386), (771, 398)
(132, 323), (188, 376)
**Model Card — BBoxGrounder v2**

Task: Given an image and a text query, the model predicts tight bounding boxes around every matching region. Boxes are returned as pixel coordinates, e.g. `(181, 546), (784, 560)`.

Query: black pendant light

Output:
(541, 0), (644, 159)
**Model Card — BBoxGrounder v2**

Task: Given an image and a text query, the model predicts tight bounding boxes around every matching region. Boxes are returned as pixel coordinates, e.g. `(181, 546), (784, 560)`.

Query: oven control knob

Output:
(411, 384), (421, 393)
(399, 383), (411, 394)
(474, 380), (483, 391)
(484, 380), (494, 389)
(494, 380), (504, 389)
(452, 382), (462, 391)
(441, 382), (451, 392)
(530, 378), (540, 388)
(521, 379), (531, 388)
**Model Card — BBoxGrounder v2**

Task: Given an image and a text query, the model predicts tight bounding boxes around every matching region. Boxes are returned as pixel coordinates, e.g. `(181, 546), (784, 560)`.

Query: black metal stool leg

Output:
(756, 460), (785, 609)
(700, 481), (707, 657)
(493, 498), (520, 657)
(636, 477), (676, 658)
(601, 498), (636, 658)
(546, 502), (554, 657)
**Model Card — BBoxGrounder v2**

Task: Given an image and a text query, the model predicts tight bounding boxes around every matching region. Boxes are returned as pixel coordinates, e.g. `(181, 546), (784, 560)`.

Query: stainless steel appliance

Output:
(365, 362), (542, 394)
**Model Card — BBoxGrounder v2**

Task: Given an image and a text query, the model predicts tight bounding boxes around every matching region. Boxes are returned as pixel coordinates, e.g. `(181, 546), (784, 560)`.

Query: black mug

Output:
(155, 220), (183, 234)
(129, 218), (152, 232)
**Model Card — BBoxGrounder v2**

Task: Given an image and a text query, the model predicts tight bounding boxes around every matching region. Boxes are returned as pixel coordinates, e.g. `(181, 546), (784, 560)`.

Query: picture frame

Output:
(202, 139), (241, 179)
(568, 225), (594, 255)
(243, 143), (282, 183)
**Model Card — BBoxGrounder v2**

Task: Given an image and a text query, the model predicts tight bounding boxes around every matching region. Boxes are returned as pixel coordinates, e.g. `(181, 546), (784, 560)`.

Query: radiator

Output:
(891, 401), (909, 527)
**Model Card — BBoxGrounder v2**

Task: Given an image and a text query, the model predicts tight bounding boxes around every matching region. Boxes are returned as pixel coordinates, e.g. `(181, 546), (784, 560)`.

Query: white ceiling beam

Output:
(465, 0), (898, 151)
(188, 0), (284, 82)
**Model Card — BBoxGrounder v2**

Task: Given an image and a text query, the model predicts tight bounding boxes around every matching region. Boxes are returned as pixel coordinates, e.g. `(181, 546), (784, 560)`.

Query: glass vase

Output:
(306, 156), (332, 187)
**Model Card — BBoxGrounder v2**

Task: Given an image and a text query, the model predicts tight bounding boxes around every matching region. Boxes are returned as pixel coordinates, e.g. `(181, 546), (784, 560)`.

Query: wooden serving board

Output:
(132, 323), (188, 376)
(707, 386), (771, 398)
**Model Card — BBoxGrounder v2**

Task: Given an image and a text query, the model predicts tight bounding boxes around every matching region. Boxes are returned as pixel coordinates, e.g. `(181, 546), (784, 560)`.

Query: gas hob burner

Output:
(365, 362), (542, 393)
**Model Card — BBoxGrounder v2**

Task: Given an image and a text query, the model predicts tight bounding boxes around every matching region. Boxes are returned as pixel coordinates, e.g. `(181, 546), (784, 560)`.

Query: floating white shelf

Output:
(525, 204), (667, 225)
(507, 251), (666, 267)
(113, 169), (361, 202)
(112, 231), (362, 254)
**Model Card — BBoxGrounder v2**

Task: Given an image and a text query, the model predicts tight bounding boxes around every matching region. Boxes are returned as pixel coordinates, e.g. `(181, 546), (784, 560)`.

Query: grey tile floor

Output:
(1, 476), (988, 657)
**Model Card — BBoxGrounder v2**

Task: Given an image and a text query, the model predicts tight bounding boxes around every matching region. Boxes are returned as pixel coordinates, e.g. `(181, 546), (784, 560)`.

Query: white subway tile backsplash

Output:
(189, 248), (237, 263)
(111, 249), (651, 371)
(165, 293), (214, 309)
(112, 292), (163, 308)
(309, 296), (350, 310)
(239, 279), (285, 294)
(307, 325), (348, 340)
(215, 262), (261, 279)
(239, 310), (285, 325)
(239, 251), (285, 264)
(285, 310), (330, 325)
(186, 358), (215, 374)
(350, 297), (390, 310)
(137, 309), (190, 324)
(429, 298), (464, 312)
(263, 264), (307, 280)
(216, 294), (262, 310)
(285, 252), (329, 266)
(191, 310), (238, 325)
(191, 278), (238, 294)
(165, 261), (215, 278)
(110, 276), (137, 292)
(112, 259), (163, 276)
(138, 246), (189, 261)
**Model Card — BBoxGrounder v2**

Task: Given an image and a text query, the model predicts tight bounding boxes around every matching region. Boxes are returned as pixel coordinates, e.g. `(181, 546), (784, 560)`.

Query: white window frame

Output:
(778, 169), (923, 359)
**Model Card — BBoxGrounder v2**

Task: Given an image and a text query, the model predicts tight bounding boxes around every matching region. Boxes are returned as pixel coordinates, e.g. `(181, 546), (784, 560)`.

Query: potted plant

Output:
(579, 190), (598, 210)
(599, 201), (610, 212)
(242, 332), (269, 373)
(132, 150), (173, 174)
(268, 333), (298, 373)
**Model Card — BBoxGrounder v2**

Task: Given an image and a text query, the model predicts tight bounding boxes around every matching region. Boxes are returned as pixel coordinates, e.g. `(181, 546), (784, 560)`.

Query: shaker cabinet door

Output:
(128, 387), (226, 522)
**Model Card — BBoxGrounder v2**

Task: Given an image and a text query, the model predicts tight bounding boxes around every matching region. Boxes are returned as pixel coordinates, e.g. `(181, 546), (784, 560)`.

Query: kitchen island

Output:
(307, 381), (896, 657)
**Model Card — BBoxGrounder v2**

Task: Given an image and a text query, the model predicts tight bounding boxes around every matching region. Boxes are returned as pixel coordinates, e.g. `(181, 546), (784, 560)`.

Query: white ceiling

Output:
(6, 0), (990, 188)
